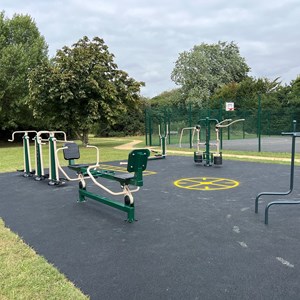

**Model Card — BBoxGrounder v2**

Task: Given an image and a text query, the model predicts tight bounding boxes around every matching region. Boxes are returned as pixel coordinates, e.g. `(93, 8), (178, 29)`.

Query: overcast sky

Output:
(2, 0), (300, 97)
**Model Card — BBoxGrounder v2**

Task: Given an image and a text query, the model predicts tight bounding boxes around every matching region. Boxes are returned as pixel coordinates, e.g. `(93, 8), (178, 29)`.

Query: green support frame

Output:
(78, 188), (135, 222)
(65, 147), (150, 223)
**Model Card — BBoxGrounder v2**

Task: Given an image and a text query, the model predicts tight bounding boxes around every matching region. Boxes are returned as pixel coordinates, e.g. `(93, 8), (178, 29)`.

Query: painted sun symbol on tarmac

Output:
(173, 177), (239, 191)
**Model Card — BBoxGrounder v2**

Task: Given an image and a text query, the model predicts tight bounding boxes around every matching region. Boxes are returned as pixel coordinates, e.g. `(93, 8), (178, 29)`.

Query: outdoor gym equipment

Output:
(8, 130), (37, 177)
(255, 120), (300, 225)
(194, 117), (245, 166)
(179, 127), (197, 148)
(56, 142), (150, 222)
(8, 130), (69, 184)
(34, 130), (69, 185)
(148, 125), (167, 160)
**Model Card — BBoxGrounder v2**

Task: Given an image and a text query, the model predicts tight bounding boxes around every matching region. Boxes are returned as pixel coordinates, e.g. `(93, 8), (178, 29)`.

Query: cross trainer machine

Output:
(194, 117), (245, 166)
(56, 142), (150, 222)
(255, 120), (300, 225)
(179, 127), (197, 148)
(148, 124), (167, 160)
(9, 130), (69, 185)
(34, 130), (68, 183)
(8, 130), (37, 177)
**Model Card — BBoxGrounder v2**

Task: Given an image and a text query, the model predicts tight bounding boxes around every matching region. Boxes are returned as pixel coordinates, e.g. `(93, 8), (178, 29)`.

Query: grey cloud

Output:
(2, 0), (300, 97)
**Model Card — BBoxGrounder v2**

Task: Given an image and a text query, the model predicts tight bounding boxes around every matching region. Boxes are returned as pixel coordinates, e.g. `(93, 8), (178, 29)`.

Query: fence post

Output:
(189, 103), (192, 149)
(219, 98), (223, 149)
(145, 109), (148, 146)
(148, 110), (152, 146)
(258, 94), (262, 152)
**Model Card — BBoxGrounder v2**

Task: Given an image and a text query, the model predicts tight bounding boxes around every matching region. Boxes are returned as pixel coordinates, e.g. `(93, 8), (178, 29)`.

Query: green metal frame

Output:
(255, 120), (299, 224)
(67, 149), (150, 223)
(78, 188), (136, 222)
(197, 117), (219, 166)
(8, 131), (37, 177)
(23, 134), (32, 176)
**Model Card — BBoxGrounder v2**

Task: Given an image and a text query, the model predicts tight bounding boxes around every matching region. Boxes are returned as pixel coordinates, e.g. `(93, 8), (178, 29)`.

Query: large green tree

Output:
(286, 76), (300, 107)
(0, 11), (48, 130)
(28, 36), (144, 144)
(171, 41), (250, 106)
(211, 76), (282, 109)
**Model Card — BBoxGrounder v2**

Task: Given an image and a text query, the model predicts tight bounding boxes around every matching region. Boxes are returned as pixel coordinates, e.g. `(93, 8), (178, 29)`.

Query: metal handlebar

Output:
(86, 145), (100, 166)
(216, 119), (245, 128)
(8, 130), (37, 142)
(36, 131), (68, 144)
(179, 127), (197, 148)
(86, 165), (139, 195)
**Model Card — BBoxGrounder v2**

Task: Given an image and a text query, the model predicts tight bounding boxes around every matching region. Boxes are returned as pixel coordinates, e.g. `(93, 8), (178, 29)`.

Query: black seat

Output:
(63, 142), (80, 160)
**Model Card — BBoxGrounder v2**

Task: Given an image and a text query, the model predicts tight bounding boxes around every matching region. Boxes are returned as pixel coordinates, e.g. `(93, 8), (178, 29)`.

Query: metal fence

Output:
(145, 104), (300, 152)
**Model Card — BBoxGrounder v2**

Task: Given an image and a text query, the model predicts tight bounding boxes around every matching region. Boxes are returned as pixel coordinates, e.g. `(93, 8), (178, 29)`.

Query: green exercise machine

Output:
(8, 130), (37, 177)
(255, 120), (300, 225)
(56, 142), (150, 222)
(194, 117), (245, 166)
(9, 130), (69, 185)
(148, 125), (167, 160)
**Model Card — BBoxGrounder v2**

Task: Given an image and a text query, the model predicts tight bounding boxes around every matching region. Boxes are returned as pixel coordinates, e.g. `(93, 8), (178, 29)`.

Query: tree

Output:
(286, 76), (300, 107)
(28, 36), (144, 144)
(171, 41), (250, 106)
(149, 88), (183, 108)
(0, 11), (48, 130)
(211, 76), (282, 109)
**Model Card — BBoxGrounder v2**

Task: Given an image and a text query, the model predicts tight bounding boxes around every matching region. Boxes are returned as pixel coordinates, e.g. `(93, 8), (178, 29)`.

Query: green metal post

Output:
(258, 94), (262, 152)
(243, 110), (246, 139)
(49, 136), (58, 182)
(267, 110), (270, 136)
(34, 136), (43, 178)
(161, 136), (166, 156)
(189, 103), (192, 149)
(227, 126), (230, 140)
(219, 98), (223, 150)
(168, 115), (171, 145)
(205, 117), (210, 166)
(148, 111), (152, 146)
(23, 134), (31, 174)
(145, 109), (148, 146)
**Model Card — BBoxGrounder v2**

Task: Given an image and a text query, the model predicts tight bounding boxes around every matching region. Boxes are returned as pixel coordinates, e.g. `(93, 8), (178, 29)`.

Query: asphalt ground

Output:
(1, 156), (300, 299)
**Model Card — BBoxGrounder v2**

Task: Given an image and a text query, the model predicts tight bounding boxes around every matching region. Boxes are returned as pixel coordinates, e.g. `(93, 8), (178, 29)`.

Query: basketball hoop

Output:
(225, 102), (234, 111)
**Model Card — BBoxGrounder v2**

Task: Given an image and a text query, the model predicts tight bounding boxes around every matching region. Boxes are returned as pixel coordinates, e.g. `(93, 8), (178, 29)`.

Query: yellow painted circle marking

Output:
(174, 177), (239, 191)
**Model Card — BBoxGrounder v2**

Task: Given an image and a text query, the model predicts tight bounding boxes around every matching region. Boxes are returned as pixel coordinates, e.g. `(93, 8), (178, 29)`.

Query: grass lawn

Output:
(0, 134), (298, 299)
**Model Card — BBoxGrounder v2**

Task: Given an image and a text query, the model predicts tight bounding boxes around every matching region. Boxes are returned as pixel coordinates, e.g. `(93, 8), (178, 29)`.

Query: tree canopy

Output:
(0, 11), (48, 130)
(171, 41), (250, 106)
(211, 76), (283, 109)
(28, 36), (144, 144)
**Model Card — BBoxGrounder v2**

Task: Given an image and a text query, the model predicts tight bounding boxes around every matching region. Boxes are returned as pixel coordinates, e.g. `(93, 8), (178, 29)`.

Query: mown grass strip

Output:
(0, 219), (89, 300)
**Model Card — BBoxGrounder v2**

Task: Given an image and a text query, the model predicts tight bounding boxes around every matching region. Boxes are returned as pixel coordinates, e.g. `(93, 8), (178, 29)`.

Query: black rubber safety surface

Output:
(1, 156), (300, 299)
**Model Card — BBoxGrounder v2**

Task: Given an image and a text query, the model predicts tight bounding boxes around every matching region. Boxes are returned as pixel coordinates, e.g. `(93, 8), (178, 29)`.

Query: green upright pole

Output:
(149, 111), (152, 146)
(189, 103), (192, 149)
(145, 109), (148, 146)
(168, 113), (171, 145)
(49, 136), (57, 181)
(23, 134), (31, 175)
(258, 94), (262, 152)
(34, 136), (43, 178)
(219, 98), (223, 150)
(205, 117), (210, 166)
(243, 110), (246, 139)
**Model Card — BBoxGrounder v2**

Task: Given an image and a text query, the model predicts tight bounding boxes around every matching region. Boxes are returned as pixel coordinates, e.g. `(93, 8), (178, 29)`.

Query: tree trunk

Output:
(82, 129), (89, 146)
